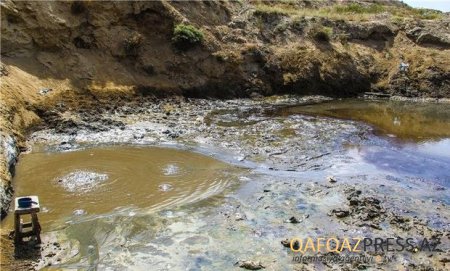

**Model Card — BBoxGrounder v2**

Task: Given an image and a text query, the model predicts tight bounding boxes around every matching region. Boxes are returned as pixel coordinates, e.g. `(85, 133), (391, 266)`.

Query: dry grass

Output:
(308, 25), (333, 42)
(254, 2), (443, 22)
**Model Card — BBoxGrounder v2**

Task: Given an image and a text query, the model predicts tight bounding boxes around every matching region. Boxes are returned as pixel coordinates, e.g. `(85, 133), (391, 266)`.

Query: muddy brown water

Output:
(2, 99), (450, 269)
(3, 146), (238, 230)
(272, 99), (450, 141)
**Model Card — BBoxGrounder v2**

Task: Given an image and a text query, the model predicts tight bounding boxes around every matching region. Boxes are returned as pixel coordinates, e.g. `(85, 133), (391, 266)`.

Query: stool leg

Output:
(14, 214), (21, 244)
(31, 213), (41, 243)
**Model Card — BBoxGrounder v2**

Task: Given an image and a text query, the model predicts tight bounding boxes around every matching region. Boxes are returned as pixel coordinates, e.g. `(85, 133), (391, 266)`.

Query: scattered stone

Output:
(45, 252), (56, 258)
(235, 213), (245, 221)
(236, 260), (265, 270)
(281, 239), (290, 248)
(346, 189), (361, 200)
(358, 222), (382, 230)
(389, 213), (411, 231)
(332, 209), (350, 218)
(327, 176), (337, 183)
(39, 88), (53, 95)
(59, 141), (74, 151)
(348, 197), (359, 206)
(0, 64), (8, 76)
(286, 216), (301, 223)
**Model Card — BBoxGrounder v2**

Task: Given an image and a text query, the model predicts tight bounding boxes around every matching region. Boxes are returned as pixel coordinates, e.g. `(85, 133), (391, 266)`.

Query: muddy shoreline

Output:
(1, 95), (449, 270)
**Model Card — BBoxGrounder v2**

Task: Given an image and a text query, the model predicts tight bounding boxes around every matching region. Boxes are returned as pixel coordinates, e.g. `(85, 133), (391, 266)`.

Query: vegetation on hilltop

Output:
(254, 1), (442, 21)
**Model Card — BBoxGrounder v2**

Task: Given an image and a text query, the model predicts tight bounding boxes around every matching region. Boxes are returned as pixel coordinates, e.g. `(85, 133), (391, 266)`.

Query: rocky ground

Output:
(1, 96), (448, 270)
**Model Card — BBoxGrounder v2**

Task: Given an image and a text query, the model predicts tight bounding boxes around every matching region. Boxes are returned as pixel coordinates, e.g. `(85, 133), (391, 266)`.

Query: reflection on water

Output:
(346, 142), (450, 187)
(4, 146), (238, 230)
(273, 99), (450, 141)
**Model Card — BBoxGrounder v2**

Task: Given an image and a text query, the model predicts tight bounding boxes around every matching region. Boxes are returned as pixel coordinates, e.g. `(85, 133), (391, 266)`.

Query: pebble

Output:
(286, 216), (301, 223)
(236, 260), (265, 270)
(327, 176), (337, 183)
(332, 209), (350, 218)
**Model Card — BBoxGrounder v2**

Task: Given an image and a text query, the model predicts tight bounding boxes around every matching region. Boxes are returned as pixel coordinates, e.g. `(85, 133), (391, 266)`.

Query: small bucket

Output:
(18, 197), (34, 208)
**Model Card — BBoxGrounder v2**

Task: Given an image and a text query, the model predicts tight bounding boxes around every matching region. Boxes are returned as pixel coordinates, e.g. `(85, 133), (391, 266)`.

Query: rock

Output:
(349, 198), (359, 206)
(389, 213), (411, 231)
(0, 133), (18, 218)
(358, 222), (382, 230)
(346, 190), (362, 200)
(39, 88), (53, 95)
(228, 20), (246, 29)
(347, 189), (362, 206)
(59, 141), (74, 151)
(286, 216), (301, 223)
(236, 260), (265, 270)
(332, 209), (350, 218)
(0, 64), (8, 76)
(417, 33), (448, 46)
(168, 132), (179, 139)
(327, 176), (337, 183)
(281, 239), (290, 248)
(235, 213), (245, 221)
(133, 133), (145, 140)
(349, 23), (396, 41)
(281, 239), (300, 249)
(406, 25), (450, 48)
(45, 252), (56, 258)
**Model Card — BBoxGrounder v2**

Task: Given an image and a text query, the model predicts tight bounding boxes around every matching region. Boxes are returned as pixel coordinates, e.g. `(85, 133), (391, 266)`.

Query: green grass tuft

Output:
(172, 24), (204, 49)
(333, 3), (385, 14)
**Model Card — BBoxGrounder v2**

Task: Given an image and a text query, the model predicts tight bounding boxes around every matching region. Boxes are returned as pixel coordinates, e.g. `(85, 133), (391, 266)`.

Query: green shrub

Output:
(172, 24), (204, 49)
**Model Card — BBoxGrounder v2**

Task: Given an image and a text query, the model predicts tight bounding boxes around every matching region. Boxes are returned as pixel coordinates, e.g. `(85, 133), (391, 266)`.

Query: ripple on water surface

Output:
(10, 146), (238, 229)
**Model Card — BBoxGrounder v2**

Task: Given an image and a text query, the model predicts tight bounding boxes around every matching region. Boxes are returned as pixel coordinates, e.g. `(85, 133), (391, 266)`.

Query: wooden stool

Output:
(14, 196), (41, 244)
